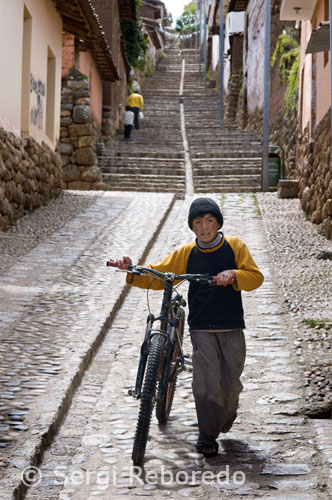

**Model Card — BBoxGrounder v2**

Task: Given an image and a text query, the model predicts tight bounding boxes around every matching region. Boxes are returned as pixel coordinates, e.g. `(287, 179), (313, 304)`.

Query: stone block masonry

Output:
(0, 129), (63, 230)
(60, 73), (107, 191)
(297, 109), (332, 240)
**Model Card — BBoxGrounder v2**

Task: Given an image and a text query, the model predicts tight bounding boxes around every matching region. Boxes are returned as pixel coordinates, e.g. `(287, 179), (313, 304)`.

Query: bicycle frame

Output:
(131, 274), (185, 401)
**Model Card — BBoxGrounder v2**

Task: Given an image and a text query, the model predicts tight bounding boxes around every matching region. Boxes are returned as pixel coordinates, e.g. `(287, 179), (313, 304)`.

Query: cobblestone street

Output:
(0, 191), (331, 499)
(0, 43), (332, 500)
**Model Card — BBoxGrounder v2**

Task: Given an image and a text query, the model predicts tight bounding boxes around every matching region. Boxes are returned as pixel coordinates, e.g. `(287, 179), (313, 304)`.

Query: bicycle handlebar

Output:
(106, 259), (216, 285)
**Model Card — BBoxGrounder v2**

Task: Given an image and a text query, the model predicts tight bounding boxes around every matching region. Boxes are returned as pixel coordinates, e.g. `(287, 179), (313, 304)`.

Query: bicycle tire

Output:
(132, 333), (165, 466)
(156, 308), (185, 424)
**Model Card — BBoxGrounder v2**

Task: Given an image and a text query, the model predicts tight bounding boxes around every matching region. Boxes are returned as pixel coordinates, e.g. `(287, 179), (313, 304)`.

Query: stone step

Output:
(194, 185), (261, 193)
(188, 141), (261, 149)
(100, 151), (184, 159)
(101, 156), (184, 163)
(101, 157), (184, 164)
(103, 167), (185, 176)
(193, 166), (261, 176)
(191, 151), (261, 159)
(102, 165), (185, 175)
(194, 174), (261, 186)
(191, 157), (261, 163)
(102, 174), (185, 192)
(103, 173), (185, 183)
(101, 184), (184, 193)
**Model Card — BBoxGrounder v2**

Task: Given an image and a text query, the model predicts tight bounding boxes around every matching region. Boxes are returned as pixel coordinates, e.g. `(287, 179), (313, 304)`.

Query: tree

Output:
(175, 2), (197, 33)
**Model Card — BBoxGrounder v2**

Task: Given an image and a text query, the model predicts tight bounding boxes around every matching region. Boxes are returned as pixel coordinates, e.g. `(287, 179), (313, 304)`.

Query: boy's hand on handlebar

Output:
(107, 256), (132, 270)
(213, 270), (236, 286)
(118, 256), (132, 270)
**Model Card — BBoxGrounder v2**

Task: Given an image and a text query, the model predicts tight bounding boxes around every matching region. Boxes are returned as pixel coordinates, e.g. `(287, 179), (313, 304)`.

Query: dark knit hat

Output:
(188, 197), (223, 229)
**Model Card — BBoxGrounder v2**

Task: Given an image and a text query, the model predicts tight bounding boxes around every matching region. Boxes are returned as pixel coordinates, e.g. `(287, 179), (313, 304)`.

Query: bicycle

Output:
(106, 259), (216, 466)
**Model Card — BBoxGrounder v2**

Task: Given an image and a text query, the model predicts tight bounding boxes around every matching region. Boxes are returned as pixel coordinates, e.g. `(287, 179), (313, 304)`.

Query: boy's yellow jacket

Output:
(127, 234), (264, 331)
(125, 93), (144, 110)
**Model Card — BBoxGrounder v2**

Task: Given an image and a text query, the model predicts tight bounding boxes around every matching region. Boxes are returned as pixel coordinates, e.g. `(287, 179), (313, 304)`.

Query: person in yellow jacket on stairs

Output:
(125, 91), (144, 130)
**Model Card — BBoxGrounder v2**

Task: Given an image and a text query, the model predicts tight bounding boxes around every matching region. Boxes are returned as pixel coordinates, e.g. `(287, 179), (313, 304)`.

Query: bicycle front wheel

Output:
(156, 308), (185, 424)
(132, 333), (165, 466)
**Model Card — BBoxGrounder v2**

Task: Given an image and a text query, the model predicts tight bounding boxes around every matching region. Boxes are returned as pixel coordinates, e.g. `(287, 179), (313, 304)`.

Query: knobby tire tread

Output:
(156, 308), (185, 424)
(132, 334), (165, 466)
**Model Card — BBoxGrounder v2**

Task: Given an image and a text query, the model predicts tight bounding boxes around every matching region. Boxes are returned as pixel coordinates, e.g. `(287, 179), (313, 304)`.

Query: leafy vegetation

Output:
(175, 2), (197, 33)
(271, 28), (300, 113)
(120, 18), (147, 70)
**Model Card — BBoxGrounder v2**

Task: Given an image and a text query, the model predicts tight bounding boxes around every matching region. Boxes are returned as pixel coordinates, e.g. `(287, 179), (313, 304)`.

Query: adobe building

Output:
(140, 0), (169, 71)
(0, 0), (63, 230)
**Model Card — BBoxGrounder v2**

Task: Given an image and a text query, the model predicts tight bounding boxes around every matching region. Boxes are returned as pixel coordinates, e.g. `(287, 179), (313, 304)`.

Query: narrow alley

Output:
(99, 43), (262, 195)
(0, 43), (332, 500)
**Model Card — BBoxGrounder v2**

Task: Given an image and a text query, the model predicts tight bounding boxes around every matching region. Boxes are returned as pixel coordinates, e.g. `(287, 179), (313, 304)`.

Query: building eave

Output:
(208, 0), (232, 30)
(118, 0), (137, 22)
(228, 0), (249, 12)
(54, 0), (120, 81)
(306, 22), (330, 53)
(141, 16), (160, 28)
(280, 0), (316, 21)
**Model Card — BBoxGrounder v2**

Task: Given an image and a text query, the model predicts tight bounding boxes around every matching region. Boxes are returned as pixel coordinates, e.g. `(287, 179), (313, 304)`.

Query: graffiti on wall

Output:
(30, 74), (46, 129)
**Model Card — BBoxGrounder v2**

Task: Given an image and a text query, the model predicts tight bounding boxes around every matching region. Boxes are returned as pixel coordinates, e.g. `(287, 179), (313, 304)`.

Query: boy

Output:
(124, 107), (134, 141)
(116, 197), (264, 458)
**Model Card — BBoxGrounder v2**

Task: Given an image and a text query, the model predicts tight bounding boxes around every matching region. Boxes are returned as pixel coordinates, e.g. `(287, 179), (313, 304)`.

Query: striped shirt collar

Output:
(196, 232), (223, 249)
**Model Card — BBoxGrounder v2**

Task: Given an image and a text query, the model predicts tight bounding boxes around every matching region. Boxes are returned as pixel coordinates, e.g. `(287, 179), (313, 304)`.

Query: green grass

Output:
(252, 193), (262, 216)
(219, 194), (226, 210)
(301, 318), (329, 329)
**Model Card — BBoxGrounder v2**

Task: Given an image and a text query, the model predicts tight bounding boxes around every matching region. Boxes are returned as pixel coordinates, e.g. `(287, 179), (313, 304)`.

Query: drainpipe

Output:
(262, 0), (271, 191)
(199, 0), (202, 72)
(203, 0), (207, 90)
(195, 0), (198, 50)
(189, 1), (192, 48)
(219, 0), (224, 128)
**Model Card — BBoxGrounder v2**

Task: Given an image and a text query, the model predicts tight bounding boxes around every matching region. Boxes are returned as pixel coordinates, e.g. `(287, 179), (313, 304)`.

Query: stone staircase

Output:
(182, 51), (262, 193)
(98, 43), (263, 194)
(99, 44), (186, 194)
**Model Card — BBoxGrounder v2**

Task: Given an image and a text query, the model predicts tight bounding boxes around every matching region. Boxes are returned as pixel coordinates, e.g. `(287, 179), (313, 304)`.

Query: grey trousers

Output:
(190, 329), (246, 447)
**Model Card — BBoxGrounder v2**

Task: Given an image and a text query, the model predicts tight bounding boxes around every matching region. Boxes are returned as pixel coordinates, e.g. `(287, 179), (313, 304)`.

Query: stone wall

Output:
(246, 108), (263, 138)
(225, 72), (241, 123)
(238, 91), (298, 182)
(60, 73), (106, 190)
(0, 128), (63, 230)
(297, 109), (332, 240)
(269, 106), (298, 179)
